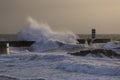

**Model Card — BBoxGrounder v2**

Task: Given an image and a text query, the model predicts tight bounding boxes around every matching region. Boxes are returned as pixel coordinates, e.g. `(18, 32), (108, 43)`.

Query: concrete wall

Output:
(0, 41), (35, 47)
(0, 43), (9, 54)
(0, 41), (34, 54)
(77, 39), (111, 44)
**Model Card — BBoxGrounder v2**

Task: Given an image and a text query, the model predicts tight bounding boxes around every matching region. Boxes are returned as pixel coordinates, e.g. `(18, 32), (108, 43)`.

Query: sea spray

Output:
(17, 17), (77, 51)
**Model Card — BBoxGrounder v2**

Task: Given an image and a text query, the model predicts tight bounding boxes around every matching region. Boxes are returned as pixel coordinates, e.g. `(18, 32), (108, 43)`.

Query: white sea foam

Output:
(17, 17), (77, 51)
(104, 42), (120, 49)
(0, 52), (119, 80)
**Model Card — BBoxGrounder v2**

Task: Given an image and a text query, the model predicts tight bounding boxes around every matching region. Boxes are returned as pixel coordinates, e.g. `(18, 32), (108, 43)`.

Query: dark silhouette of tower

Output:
(91, 28), (96, 39)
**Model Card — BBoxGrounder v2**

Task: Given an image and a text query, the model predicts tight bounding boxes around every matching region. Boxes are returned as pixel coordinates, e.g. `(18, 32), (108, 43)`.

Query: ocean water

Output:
(0, 18), (120, 80)
(0, 51), (120, 80)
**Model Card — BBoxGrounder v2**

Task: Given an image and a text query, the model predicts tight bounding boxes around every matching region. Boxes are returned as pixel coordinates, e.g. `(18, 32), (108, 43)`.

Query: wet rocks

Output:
(68, 49), (120, 58)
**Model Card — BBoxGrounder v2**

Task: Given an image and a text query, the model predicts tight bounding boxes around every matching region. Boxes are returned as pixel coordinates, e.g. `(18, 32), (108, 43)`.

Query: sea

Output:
(0, 18), (120, 80)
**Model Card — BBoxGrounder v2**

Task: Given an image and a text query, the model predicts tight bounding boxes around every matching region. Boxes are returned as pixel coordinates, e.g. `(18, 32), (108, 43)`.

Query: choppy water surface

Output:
(0, 50), (119, 80)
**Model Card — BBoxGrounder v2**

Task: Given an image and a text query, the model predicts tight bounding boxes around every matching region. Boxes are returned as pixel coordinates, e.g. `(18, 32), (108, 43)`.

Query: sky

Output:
(0, 0), (120, 34)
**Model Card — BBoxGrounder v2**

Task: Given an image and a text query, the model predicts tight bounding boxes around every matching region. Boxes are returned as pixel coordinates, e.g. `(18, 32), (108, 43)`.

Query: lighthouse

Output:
(91, 28), (96, 39)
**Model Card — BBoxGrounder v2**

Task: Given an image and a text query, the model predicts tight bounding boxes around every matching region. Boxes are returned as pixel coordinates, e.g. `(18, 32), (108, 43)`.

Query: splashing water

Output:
(17, 17), (77, 51)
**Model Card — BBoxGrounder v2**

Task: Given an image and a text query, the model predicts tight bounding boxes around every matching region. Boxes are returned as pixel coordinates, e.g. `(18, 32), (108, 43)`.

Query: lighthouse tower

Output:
(91, 28), (96, 39)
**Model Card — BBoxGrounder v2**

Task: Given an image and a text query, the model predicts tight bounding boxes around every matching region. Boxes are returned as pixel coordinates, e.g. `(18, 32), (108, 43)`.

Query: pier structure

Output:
(0, 43), (9, 54)
(77, 28), (117, 45)
(0, 41), (34, 54)
(77, 38), (111, 44)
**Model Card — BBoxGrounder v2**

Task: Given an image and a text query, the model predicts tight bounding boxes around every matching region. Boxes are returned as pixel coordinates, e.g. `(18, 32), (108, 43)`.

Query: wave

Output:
(17, 17), (77, 52)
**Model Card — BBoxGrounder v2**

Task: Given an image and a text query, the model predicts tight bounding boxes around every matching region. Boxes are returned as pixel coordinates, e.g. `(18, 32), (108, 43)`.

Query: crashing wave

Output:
(17, 17), (77, 52)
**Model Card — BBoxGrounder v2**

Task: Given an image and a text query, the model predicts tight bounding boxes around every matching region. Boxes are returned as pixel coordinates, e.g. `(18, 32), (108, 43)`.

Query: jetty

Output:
(77, 28), (120, 44)
(0, 41), (34, 54)
(0, 34), (35, 54)
(68, 49), (120, 58)
(77, 38), (112, 44)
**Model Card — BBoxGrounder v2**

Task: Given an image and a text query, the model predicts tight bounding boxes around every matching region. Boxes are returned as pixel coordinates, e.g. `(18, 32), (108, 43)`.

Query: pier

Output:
(0, 43), (9, 54)
(77, 38), (112, 44)
(77, 28), (120, 44)
(0, 41), (34, 54)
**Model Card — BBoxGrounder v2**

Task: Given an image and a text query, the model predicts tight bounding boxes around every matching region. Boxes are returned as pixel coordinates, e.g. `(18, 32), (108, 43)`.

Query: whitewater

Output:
(0, 17), (120, 80)
(17, 17), (77, 51)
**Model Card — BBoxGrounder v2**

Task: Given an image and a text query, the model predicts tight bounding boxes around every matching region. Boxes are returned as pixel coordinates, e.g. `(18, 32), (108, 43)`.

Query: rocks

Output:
(68, 49), (120, 58)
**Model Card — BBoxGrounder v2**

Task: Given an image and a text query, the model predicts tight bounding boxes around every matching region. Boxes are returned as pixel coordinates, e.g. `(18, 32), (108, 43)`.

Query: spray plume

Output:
(18, 17), (77, 51)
